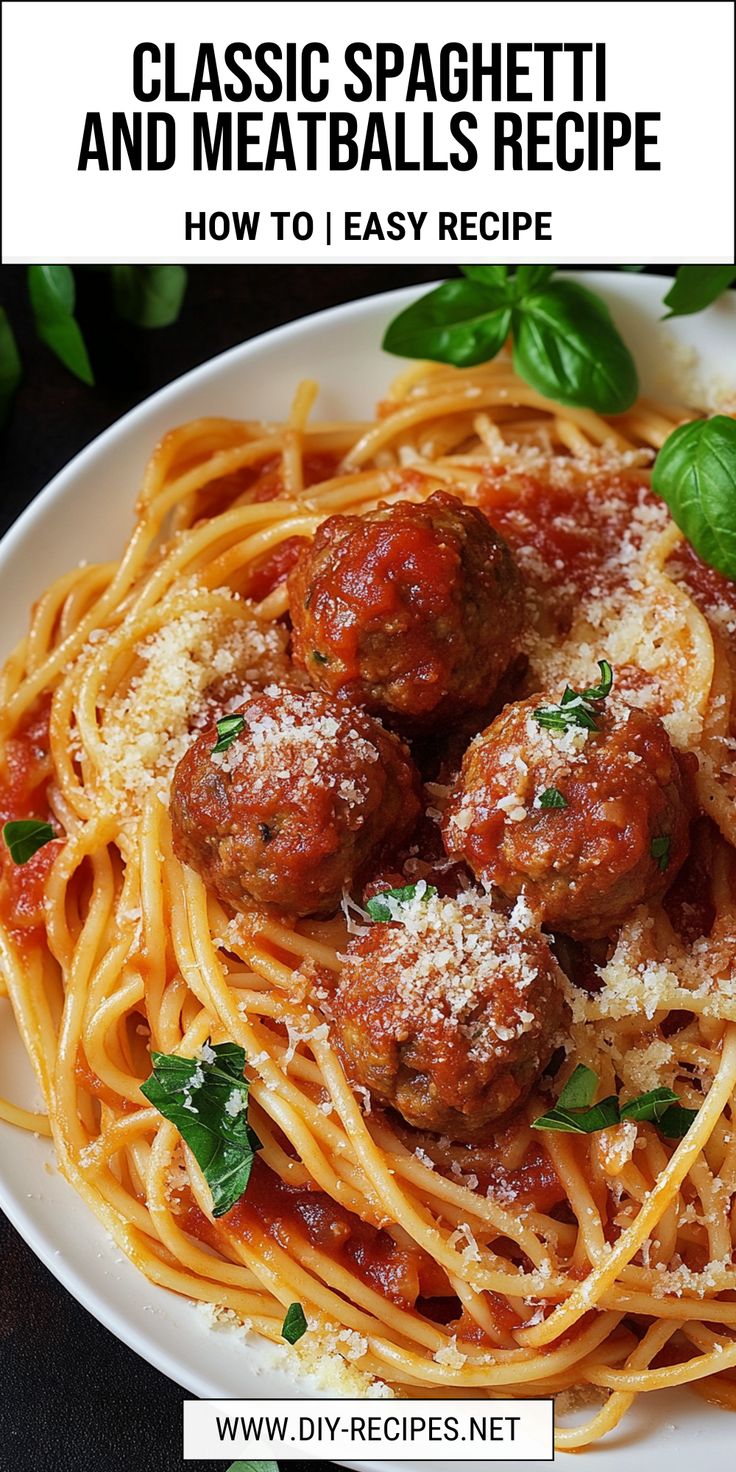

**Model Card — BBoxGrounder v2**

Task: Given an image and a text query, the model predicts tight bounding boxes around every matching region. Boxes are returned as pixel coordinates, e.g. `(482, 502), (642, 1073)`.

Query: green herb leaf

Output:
(650, 835), (671, 872)
(27, 266), (94, 385)
(557, 1064), (598, 1110)
(533, 697), (600, 733)
(657, 1103), (700, 1139)
(651, 415), (736, 581)
(213, 713), (246, 754)
(514, 265), (555, 295)
(311, 650), (329, 664)
(532, 1095), (620, 1135)
(578, 659), (614, 701)
(459, 265), (510, 289)
(382, 279), (512, 367)
(365, 882), (438, 922)
(512, 280), (638, 414)
(111, 264), (188, 328)
(620, 1087), (679, 1123)
(3, 818), (56, 865)
(0, 307), (22, 427)
(538, 786), (568, 810)
(140, 1041), (259, 1216)
(281, 1301), (308, 1344)
(228, 1462), (280, 1472)
(663, 265), (736, 319)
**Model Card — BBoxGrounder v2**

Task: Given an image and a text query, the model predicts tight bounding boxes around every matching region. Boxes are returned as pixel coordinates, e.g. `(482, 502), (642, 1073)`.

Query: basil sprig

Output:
(652, 416), (736, 582)
(366, 882), (438, 922)
(383, 267), (638, 414)
(141, 1041), (260, 1216)
(532, 1065), (698, 1139)
(28, 266), (94, 386)
(281, 1302), (308, 1344)
(3, 818), (56, 865)
(663, 265), (736, 319)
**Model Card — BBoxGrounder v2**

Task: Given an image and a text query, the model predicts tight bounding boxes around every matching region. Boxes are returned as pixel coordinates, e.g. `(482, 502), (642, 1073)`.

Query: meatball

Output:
(288, 492), (523, 726)
(326, 884), (566, 1140)
(170, 687), (421, 917)
(443, 690), (695, 941)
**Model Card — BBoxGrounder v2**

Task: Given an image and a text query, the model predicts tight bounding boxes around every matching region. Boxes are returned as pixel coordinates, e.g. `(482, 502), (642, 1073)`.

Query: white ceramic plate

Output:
(1, 274), (735, 1470)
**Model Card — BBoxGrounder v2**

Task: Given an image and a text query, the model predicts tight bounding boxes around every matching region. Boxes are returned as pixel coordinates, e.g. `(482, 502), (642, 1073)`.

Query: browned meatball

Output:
(288, 492), (523, 726)
(326, 884), (566, 1140)
(170, 687), (421, 917)
(443, 689), (695, 941)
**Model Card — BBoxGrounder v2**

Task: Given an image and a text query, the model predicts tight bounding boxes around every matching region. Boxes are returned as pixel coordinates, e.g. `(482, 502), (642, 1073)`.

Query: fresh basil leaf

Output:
(366, 882), (438, 922)
(27, 265), (94, 385)
(512, 280), (638, 414)
(228, 1462), (280, 1472)
(382, 279), (511, 367)
(0, 307), (22, 426)
(514, 266), (555, 295)
(663, 265), (736, 319)
(651, 416), (736, 581)
(620, 1087), (679, 1123)
(2, 818), (56, 865)
(213, 713), (246, 754)
(459, 265), (510, 289)
(281, 1301), (308, 1344)
(532, 1095), (620, 1134)
(557, 1064), (598, 1110)
(538, 786), (568, 809)
(140, 1041), (259, 1216)
(657, 1103), (699, 1139)
(650, 835), (671, 872)
(111, 264), (188, 328)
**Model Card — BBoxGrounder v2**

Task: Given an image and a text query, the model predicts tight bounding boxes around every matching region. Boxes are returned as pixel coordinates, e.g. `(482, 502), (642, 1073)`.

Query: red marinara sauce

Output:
(0, 698), (63, 952)
(475, 467), (655, 631)
(183, 1156), (450, 1307)
(195, 451), (340, 521)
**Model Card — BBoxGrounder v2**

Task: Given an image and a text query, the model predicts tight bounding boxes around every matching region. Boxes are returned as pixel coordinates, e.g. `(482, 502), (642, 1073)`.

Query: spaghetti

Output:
(2, 355), (736, 1451)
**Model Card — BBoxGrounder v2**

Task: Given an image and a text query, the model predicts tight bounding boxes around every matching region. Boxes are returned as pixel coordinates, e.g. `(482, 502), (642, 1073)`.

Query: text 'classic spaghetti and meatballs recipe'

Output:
(3, 340), (736, 1452)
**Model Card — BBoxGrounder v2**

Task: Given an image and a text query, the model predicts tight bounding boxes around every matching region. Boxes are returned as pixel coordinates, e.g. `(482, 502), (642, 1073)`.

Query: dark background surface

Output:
(0, 264), (676, 1472)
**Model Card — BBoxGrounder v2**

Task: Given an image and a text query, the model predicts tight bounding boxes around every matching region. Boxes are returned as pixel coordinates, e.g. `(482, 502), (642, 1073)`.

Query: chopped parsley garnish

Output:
(311, 650), (329, 664)
(533, 659), (614, 734)
(281, 1301), (308, 1344)
(650, 835), (671, 872)
(140, 1040), (260, 1216)
(532, 1066), (698, 1139)
(538, 786), (568, 809)
(2, 818), (56, 865)
(365, 881), (438, 922)
(212, 713), (246, 754)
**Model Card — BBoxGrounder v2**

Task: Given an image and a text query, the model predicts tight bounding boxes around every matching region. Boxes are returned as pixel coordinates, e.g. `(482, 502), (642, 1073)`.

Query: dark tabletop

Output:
(0, 263), (676, 1472)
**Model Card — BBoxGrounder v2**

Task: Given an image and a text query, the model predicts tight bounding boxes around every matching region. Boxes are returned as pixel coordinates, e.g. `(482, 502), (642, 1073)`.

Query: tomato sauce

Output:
(0, 699), (63, 952)
(476, 468), (651, 629)
(242, 535), (310, 602)
(196, 451), (340, 520)
(184, 1156), (450, 1307)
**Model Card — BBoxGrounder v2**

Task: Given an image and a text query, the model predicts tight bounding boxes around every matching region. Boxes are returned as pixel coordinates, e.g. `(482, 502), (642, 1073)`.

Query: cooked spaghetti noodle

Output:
(2, 354), (736, 1452)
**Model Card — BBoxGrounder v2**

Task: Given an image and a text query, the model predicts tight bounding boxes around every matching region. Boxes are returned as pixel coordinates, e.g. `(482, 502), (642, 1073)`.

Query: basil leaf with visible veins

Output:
(141, 1041), (259, 1216)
